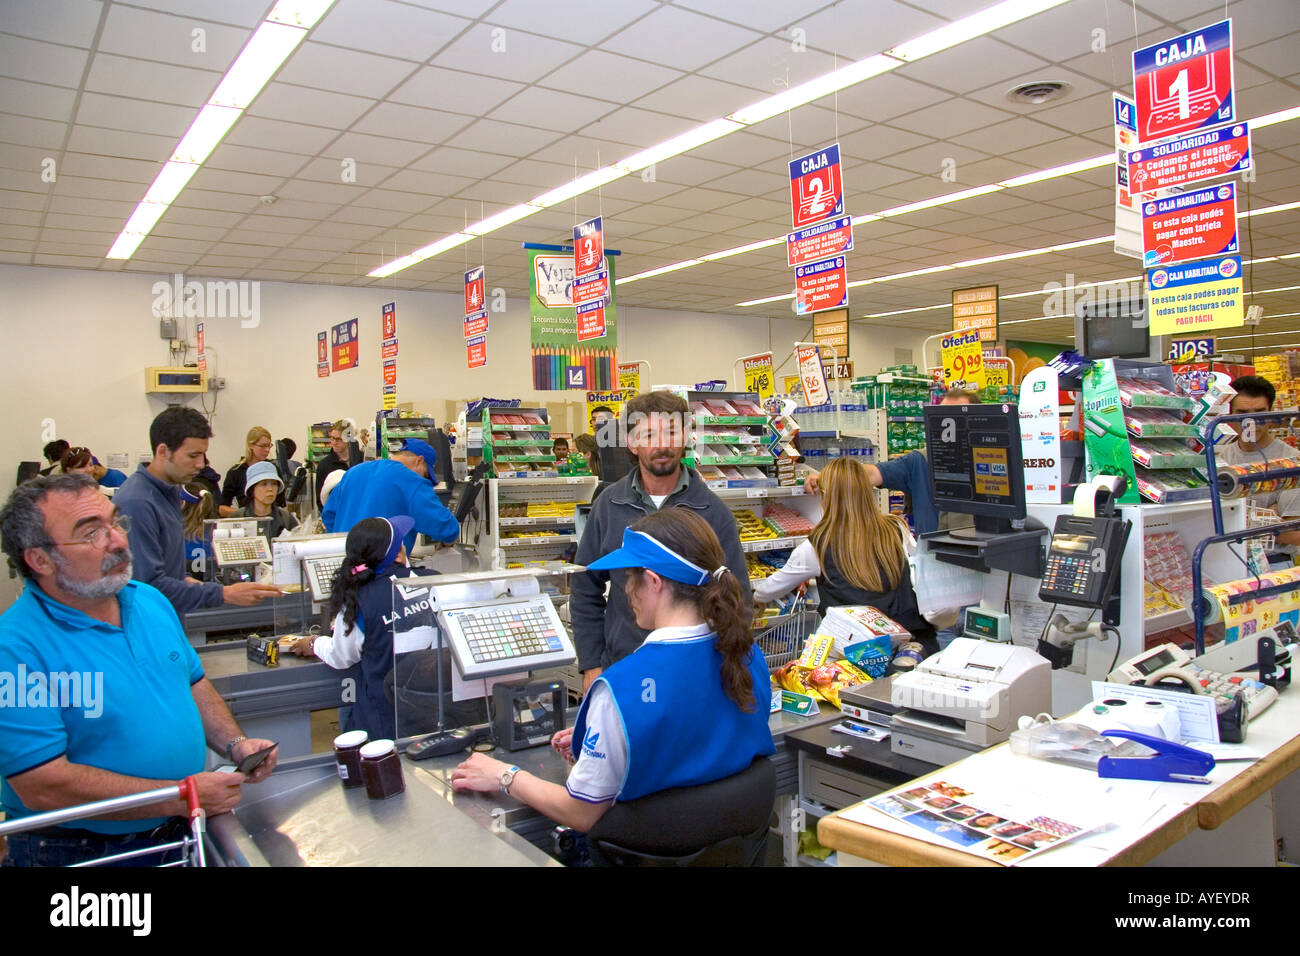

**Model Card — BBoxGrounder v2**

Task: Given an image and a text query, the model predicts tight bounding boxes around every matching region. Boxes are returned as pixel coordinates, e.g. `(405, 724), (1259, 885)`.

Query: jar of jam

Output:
(333, 730), (369, 789)
(359, 739), (405, 799)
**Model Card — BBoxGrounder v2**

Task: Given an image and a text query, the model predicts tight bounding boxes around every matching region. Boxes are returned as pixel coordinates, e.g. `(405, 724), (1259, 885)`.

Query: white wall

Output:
(0, 264), (931, 499)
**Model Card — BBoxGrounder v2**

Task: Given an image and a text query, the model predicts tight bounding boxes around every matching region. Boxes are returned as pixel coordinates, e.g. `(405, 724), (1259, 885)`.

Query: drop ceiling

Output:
(1, 0), (1298, 350)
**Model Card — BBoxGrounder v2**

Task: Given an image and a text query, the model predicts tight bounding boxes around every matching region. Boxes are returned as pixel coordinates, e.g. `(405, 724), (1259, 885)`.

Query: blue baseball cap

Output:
(399, 438), (437, 483)
(585, 527), (724, 586)
(372, 515), (414, 575)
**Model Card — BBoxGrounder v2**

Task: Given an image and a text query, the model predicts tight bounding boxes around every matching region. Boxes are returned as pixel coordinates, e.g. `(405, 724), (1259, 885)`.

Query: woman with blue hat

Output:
(289, 515), (437, 739)
(229, 460), (299, 539)
(452, 508), (774, 830)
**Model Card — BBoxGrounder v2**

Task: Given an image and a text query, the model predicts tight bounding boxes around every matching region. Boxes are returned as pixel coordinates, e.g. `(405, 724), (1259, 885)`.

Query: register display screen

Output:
(930, 420), (1014, 505)
(1052, 534), (1096, 553)
(1135, 648), (1176, 675)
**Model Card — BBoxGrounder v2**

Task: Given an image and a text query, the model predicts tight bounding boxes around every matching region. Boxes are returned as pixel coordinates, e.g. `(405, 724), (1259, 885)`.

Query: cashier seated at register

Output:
(452, 508), (774, 830)
(802, 388), (976, 535)
(321, 438), (459, 551)
(0, 474), (276, 867)
(1219, 374), (1300, 548)
(229, 461), (299, 539)
(754, 457), (938, 656)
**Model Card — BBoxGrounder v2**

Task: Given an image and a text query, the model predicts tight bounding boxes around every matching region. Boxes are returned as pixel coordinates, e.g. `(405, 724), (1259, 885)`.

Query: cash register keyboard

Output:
(214, 538), (272, 565)
(1187, 662), (1278, 719)
(440, 596), (576, 679)
(304, 556), (343, 602)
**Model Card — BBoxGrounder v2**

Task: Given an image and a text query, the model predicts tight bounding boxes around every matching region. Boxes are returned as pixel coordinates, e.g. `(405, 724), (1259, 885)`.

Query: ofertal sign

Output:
(464, 310), (488, 338)
(1114, 93), (1143, 261)
(617, 362), (640, 392)
(952, 285), (998, 343)
(1169, 337), (1216, 361)
(742, 352), (775, 401)
(466, 334), (487, 369)
(382, 384), (397, 410)
(464, 267), (485, 316)
(941, 330), (985, 391)
(574, 216), (603, 278)
(1147, 256), (1243, 336)
(984, 363), (1008, 392)
(794, 255), (848, 315)
(1133, 19), (1234, 144)
(331, 318), (358, 372)
(1128, 123), (1251, 195)
(796, 344), (830, 408)
(1141, 182), (1237, 267)
(787, 215), (853, 267)
(788, 144), (844, 229)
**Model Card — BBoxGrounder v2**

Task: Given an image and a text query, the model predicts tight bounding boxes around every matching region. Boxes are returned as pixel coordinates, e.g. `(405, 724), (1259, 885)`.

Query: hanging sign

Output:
(464, 311), (488, 338)
(796, 344), (830, 407)
(382, 358), (397, 386)
(381, 338), (398, 360)
(794, 255), (848, 315)
(382, 302), (396, 340)
(331, 318), (358, 372)
(1128, 122), (1250, 195)
(952, 285), (999, 343)
(574, 216), (603, 278)
(466, 334), (487, 369)
(464, 267), (485, 315)
(576, 301), (607, 341)
(813, 309), (849, 356)
(1133, 19), (1235, 144)
(316, 331), (328, 378)
(1147, 256), (1244, 336)
(1114, 93), (1143, 261)
(787, 215), (853, 267)
(572, 268), (609, 308)
(788, 143), (844, 229)
(382, 384), (397, 410)
(1141, 182), (1238, 267)
(617, 362), (640, 392)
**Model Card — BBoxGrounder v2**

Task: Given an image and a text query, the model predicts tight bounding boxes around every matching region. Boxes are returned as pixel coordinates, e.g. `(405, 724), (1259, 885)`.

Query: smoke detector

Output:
(1006, 80), (1072, 106)
(259, 195), (277, 205)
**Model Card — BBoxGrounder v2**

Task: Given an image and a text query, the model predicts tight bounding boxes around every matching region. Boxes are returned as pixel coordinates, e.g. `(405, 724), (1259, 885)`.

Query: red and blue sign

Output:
(464, 266), (485, 315)
(330, 318), (358, 372)
(316, 330), (328, 378)
(574, 216), (603, 278)
(466, 334), (487, 369)
(1142, 182), (1237, 267)
(1128, 122), (1250, 194)
(464, 310), (488, 338)
(382, 358), (397, 386)
(794, 255), (848, 315)
(1133, 19), (1234, 144)
(572, 268), (609, 308)
(381, 338), (398, 360)
(382, 302), (396, 340)
(789, 143), (843, 229)
(787, 214), (853, 267)
(576, 300), (606, 341)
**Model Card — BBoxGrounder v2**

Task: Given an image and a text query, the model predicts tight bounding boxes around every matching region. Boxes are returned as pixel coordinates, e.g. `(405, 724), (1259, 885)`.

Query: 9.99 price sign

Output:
(941, 330), (985, 391)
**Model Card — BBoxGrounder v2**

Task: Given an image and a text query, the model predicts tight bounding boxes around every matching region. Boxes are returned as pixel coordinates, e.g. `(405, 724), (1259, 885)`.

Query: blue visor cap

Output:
(375, 514), (415, 574)
(400, 438), (438, 482)
(585, 527), (712, 586)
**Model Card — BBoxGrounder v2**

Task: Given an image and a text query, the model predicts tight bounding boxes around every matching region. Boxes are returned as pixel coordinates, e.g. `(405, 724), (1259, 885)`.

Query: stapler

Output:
(1096, 730), (1216, 784)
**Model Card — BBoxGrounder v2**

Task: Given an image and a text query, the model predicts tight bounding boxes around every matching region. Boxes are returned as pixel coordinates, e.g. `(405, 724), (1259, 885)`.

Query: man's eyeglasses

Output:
(51, 515), (131, 550)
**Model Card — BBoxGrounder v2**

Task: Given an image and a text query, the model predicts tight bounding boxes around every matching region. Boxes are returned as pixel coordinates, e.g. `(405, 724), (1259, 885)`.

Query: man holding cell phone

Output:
(0, 474), (277, 867)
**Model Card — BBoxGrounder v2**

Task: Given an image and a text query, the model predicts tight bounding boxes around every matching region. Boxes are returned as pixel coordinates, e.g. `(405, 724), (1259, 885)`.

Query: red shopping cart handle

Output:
(179, 776), (204, 820)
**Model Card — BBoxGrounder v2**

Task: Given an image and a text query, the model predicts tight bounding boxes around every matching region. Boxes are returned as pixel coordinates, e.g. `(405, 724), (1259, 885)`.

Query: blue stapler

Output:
(1097, 730), (1216, 784)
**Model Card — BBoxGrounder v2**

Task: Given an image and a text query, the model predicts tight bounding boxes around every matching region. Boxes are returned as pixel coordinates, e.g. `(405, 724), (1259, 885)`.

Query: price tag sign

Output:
(796, 344), (830, 407)
(742, 352), (775, 401)
(617, 362), (640, 392)
(1133, 19), (1234, 144)
(941, 330), (985, 391)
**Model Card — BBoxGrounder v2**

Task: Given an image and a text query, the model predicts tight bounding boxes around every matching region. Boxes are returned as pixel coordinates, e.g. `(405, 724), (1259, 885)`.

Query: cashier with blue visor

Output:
(452, 508), (774, 829)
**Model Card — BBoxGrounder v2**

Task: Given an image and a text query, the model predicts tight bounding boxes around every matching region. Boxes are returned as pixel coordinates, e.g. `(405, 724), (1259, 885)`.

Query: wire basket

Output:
(755, 599), (820, 669)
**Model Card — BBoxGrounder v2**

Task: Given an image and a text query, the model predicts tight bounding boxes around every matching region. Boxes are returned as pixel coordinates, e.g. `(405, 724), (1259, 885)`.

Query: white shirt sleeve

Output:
(564, 682), (626, 804)
(753, 539), (822, 603)
(312, 611), (364, 670)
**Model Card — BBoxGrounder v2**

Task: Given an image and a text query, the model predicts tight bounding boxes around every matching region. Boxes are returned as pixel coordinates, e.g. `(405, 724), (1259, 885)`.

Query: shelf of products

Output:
(687, 390), (798, 491)
(482, 407), (557, 478)
(477, 476), (599, 570)
(305, 421), (333, 463)
(376, 412), (436, 459)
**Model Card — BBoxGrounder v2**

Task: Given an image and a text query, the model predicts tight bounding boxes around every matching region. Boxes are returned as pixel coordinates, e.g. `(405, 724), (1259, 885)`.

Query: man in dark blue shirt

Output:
(114, 408), (279, 616)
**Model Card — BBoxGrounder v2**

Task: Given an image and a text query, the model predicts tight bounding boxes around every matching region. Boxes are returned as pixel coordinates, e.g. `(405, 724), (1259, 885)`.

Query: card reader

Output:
(963, 607), (1012, 642)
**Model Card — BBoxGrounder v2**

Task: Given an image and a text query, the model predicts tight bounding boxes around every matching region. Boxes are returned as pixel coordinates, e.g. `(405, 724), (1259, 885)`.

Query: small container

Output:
(891, 642), (926, 673)
(333, 730), (368, 789)
(359, 739), (406, 799)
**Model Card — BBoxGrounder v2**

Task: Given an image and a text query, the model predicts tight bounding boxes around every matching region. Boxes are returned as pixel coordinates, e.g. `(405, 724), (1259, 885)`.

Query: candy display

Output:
(763, 502), (815, 536)
(734, 508), (778, 542)
(1128, 438), (1202, 469)
(1124, 407), (1199, 439)
(1134, 466), (1210, 504)
(1116, 376), (1194, 410)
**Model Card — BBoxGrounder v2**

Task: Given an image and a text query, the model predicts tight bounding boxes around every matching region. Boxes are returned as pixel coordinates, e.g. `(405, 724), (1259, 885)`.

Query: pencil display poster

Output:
(529, 249), (618, 390)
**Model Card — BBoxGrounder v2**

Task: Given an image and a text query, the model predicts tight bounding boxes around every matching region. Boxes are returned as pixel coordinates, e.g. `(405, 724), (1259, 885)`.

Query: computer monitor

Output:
(924, 402), (1027, 538)
(1075, 290), (1153, 360)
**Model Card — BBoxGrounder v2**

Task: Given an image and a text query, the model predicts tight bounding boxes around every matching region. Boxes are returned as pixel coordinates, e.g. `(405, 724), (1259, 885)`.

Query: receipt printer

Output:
(890, 638), (1051, 766)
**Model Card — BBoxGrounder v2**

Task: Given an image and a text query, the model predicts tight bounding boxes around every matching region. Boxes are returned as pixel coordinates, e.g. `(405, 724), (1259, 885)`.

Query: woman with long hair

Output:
(289, 515), (436, 739)
(180, 481), (219, 578)
(219, 425), (280, 515)
(452, 508), (774, 831)
(754, 457), (937, 654)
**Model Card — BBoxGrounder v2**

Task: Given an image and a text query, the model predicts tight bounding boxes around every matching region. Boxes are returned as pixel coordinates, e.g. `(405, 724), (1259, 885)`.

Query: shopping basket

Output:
(0, 777), (206, 867)
(755, 596), (820, 669)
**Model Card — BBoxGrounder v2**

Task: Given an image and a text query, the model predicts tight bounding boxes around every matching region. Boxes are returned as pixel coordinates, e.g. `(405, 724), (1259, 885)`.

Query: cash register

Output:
(205, 518), (273, 584)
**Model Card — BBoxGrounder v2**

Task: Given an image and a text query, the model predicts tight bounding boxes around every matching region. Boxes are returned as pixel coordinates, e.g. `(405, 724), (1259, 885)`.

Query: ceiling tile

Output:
(389, 65), (525, 115)
(0, 33), (90, 88)
(223, 116), (339, 155)
(0, 113), (69, 149)
(410, 146), (515, 180)
(205, 143), (310, 179)
(443, 118), (562, 156)
(797, 1), (945, 60)
(275, 41), (421, 100)
(312, 1), (470, 62)
(84, 52), (219, 108)
(602, 6), (763, 72)
(349, 102), (473, 144)
(3, 0), (104, 47)
(489, 87), (614, 132)
(246, 83), (375, 128)
(0, 79), (78, 122)
(65, 125), (177, 163)
(538, 50), (683, 104)
(486, 0), (658, 44)
(97, 4), (247, 69)
(432, 26), (585, 84)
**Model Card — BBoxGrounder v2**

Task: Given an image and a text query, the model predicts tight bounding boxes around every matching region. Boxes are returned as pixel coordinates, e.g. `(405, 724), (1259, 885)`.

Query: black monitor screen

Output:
(1077, 292), (1149, 359)
(924, 403), (1027, 532)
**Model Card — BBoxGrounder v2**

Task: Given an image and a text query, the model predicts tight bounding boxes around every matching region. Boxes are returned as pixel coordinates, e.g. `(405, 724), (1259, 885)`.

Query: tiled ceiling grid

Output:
(0, 0), (1297, 349)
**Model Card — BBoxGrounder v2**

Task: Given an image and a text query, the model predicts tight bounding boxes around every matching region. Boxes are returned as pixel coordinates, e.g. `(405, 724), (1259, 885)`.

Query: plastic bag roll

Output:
(1199, 568), (1300, 637)
(1216, 459), (1300, 499)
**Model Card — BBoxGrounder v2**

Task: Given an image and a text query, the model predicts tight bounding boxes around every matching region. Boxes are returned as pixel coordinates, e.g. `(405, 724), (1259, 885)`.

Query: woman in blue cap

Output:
(452, 508), (774, 830)
(289, 515), (436, 739)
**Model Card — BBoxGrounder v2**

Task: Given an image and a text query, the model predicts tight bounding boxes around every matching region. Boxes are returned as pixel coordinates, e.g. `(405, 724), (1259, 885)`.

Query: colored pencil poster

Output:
(528, 248), (618, 391)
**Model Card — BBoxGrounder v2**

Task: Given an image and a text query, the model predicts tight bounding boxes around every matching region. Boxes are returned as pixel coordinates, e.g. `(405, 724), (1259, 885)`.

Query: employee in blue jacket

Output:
(451, 508), (774, 831)
(321, 438), (458, 552)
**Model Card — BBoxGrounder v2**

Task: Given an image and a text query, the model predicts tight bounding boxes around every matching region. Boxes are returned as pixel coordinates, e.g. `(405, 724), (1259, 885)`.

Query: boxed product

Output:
(819, 605), (912, 654)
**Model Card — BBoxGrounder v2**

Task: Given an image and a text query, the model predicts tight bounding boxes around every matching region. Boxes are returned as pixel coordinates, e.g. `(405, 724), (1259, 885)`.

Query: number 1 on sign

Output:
(1168, 69), (1189, 120)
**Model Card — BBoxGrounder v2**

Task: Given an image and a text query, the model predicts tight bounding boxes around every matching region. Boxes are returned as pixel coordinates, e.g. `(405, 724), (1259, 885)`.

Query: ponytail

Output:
(327, 517), (393, 632)
(699, 568), (757, 712)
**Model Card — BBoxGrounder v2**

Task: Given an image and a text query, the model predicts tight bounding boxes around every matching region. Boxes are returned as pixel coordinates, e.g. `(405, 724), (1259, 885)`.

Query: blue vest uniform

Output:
(572, 635), (775, 803)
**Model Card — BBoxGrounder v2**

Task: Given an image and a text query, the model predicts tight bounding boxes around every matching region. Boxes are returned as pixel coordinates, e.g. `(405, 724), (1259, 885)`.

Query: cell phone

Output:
(235, 743), (277, 775)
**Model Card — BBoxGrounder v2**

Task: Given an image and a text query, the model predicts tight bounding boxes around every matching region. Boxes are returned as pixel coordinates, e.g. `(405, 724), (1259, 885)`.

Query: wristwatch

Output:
(500, 765), (520, 795)
(225, 736), (248, 761)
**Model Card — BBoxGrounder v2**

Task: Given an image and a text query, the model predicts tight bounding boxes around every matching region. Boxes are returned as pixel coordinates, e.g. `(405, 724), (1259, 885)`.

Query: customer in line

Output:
(755, 457), (938, 655)
(181, 482), (219, 579)
(230, 461), (299, 539)
(219, 426), (279, 515)
(571, 390), (749, 693)
(322, 438), (458, 553)
(114, 407), (280, 615)
(0, 473), (277, 866)
(314, 420), (355, 508)
(39, 440), (70, 477)
(452, 508), (774, 830)
(60, 447), (128, 489)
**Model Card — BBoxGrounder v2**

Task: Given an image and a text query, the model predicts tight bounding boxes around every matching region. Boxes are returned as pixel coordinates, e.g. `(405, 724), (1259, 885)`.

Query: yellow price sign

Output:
(742, 352), (775, 401)
(941, 330), (985, 391)
(617, 362), (640, 393)
(984, 365), (1008, 391)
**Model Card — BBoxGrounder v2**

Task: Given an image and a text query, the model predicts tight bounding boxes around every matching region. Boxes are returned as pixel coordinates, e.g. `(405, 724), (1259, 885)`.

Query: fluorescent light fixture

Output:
(208, 22), (308, 109)
(726, 55), (898, 125)
(878, 184), (1004, 217)
(862, 304), (950, 318)
(701, 238), (785, 261)
(1253, 106), (1300, 129)
(170, 104), (242, 165)
(464, 204), (541, 236)
(615, 119), (743, 172)
(619, 260), (703, 284)
(369, 233), (474, 278)
(884, 0), (1071, 61)
(997, 154), (1111, 188)
(1249, 285), (1300, 296)
(1243, 201), (1300, 218)
(1218, 324), (1300, 341)
(1049, 235), (1113, 251)
(862, 264), (958, 284)
(531, 167), (627, 208)
(106, 1), (333, 259)
(737, 290), (798, 307)
(953, 246), (1052, 268)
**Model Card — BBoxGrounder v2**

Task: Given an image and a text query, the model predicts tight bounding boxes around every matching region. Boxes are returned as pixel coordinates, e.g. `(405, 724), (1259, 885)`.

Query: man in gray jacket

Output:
(572, 391), (750, 693)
